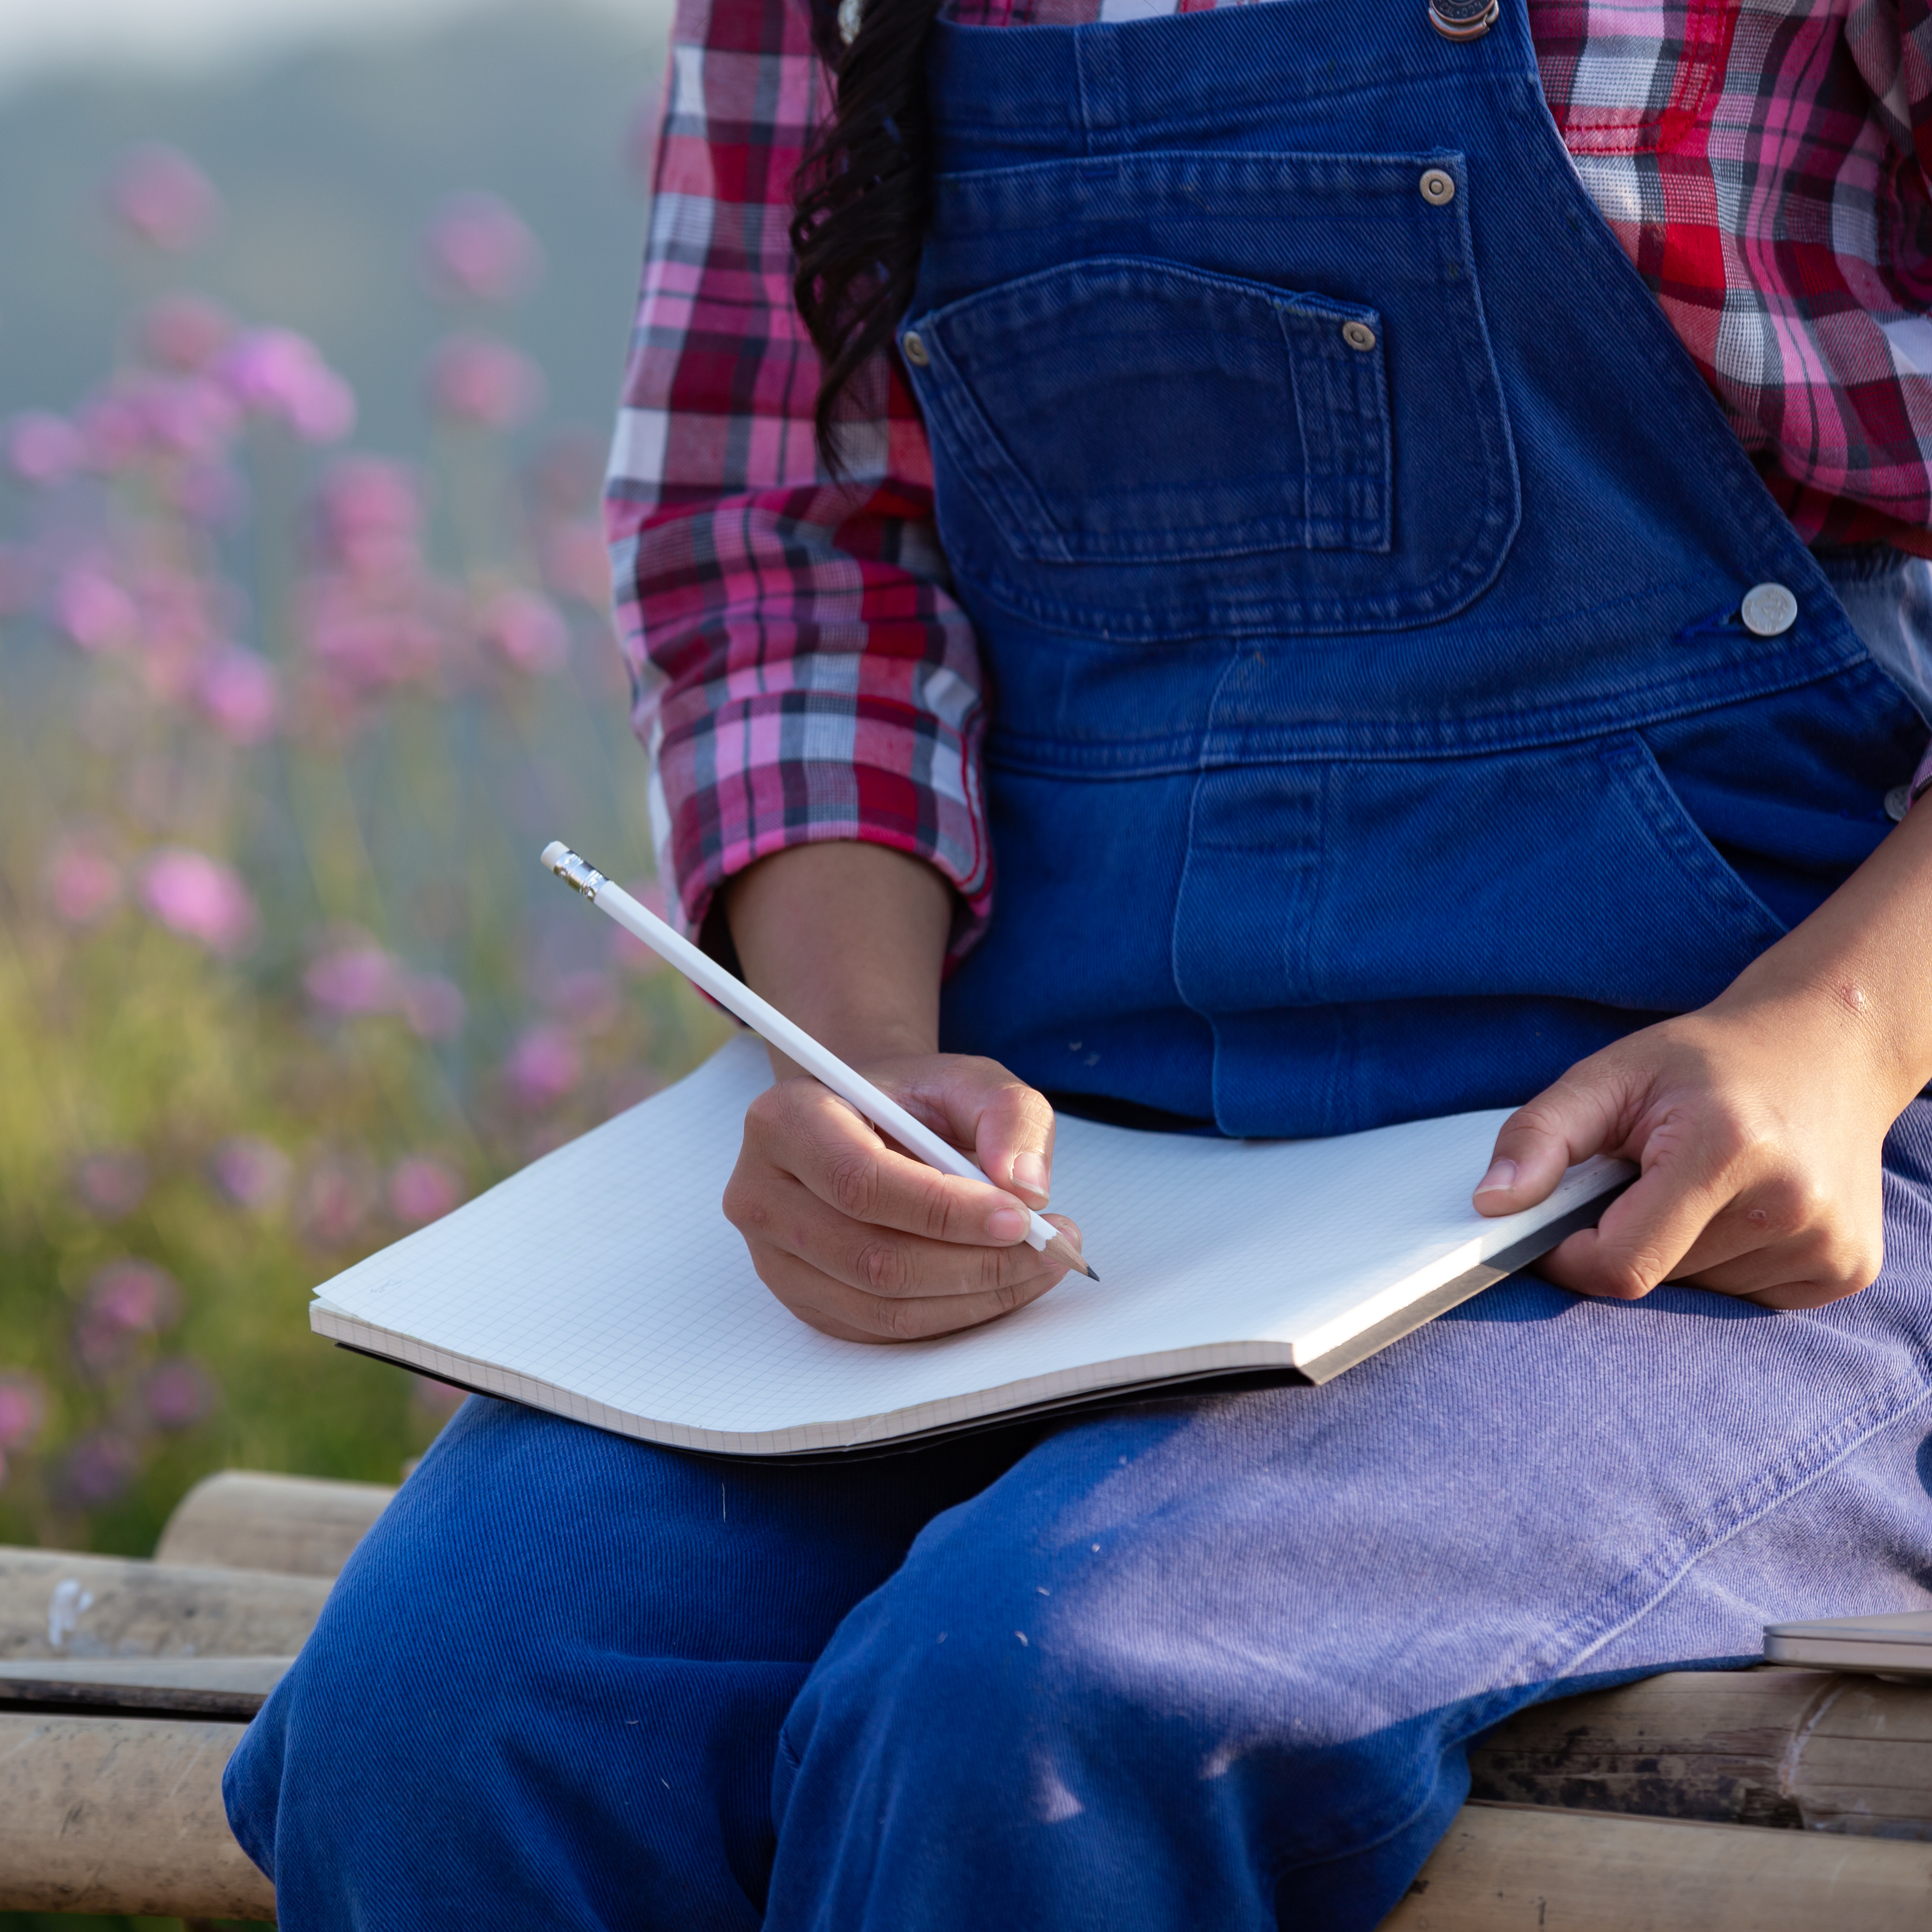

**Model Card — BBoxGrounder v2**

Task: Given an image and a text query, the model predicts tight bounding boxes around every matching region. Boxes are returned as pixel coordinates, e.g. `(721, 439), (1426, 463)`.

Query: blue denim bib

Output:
(921, 0), (1925, 1136)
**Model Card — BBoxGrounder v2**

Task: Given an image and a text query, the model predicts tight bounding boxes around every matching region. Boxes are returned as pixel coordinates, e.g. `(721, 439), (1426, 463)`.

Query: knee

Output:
(223, 1400), (598, 1871)
(223, 1478), (513, 1877)
(781, 1542), (1194, 1821)
(780, 1533), (1447, 1858)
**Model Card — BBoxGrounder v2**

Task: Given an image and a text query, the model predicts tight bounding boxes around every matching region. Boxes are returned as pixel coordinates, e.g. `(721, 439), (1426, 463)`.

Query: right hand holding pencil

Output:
(723, 1054), (1083, 1342)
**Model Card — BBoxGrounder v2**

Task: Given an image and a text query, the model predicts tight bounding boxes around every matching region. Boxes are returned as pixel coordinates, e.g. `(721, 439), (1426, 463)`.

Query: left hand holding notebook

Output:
(1473, 995), (1893, 1311)
(1470, 796), (1932, 1312)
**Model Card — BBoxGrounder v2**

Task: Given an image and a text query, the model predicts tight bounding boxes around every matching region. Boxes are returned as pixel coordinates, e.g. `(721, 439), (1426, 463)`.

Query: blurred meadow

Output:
(0, 0), (735, 1590)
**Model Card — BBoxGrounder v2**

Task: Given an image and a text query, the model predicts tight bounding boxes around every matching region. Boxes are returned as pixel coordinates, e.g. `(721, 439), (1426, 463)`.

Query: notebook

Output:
(1763, 1609), (1932, 1677)
(310, 1034), (1630, 1457)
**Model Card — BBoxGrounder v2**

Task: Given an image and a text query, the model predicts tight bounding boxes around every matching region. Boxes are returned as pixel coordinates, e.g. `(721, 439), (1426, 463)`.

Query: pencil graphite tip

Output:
(1040, 1230), (1097, 1280)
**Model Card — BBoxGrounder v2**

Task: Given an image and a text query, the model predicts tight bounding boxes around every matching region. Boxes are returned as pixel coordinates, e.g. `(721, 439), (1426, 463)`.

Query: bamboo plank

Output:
(1382, 1802), (1932, 1930)
(0, 1711), (274, 1918)
(154, 1470), (396, 1579)
(1, 1702), (1922, 1929)
(0, 1549), (331, 1661)
(1469, 1668), (1932, 1837)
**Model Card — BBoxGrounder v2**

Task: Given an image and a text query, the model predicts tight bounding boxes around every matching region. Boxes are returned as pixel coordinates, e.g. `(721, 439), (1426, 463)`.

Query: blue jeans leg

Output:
(229, 1104), (1932, 1930)
(763, 1103), (1932, 1932)
(223, 1396), (1032, 1930)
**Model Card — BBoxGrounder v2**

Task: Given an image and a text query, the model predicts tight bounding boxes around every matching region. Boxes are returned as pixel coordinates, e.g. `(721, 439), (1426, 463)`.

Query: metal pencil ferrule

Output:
(541, 842), (608, 902)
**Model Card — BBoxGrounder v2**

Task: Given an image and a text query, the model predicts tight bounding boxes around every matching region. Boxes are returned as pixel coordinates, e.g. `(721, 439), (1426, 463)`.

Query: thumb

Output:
(941, 1064), (1058, 1208)
(1473, 1067), (1628, 1218)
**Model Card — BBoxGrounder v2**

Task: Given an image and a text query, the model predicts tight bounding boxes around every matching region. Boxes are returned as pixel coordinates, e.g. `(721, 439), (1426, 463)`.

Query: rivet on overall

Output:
(1428, 0), (1499, 40)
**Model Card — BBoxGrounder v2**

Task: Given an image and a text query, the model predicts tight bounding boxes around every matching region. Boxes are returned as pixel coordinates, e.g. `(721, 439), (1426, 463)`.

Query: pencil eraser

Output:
(539, 841), (571, 872)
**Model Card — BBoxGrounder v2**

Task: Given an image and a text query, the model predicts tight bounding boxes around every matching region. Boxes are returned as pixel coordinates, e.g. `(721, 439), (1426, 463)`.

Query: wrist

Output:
(1707, 954), (1921, 1118)
(785, 1017), (938, 1073)
(725, 841), (951, 1074)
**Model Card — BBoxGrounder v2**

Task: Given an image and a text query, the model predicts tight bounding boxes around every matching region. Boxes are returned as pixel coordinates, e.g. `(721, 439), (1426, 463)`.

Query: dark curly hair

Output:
(789, 0), (947, 467)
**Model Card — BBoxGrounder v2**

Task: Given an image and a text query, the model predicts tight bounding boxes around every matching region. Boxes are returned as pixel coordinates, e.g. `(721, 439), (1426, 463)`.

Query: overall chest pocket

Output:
(906, 151), (1519, 640)
(907, 258), (1391, 564)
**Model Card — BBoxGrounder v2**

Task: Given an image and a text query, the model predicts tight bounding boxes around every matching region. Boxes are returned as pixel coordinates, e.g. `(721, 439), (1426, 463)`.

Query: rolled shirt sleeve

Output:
(606, 0), (992, 961)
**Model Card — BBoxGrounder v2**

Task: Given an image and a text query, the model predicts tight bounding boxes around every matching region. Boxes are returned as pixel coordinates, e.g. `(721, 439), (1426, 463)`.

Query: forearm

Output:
(1713, 799), (1932, 1114)
(724, 842), (954, 1069)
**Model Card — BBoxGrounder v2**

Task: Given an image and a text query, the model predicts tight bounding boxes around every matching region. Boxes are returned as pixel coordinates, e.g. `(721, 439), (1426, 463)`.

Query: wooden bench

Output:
(1, 1471), (1927, 1926)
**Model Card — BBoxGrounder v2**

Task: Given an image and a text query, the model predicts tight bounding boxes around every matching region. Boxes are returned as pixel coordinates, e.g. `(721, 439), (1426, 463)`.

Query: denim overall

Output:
(922, 2), (1925, 1132)
(225, 4), (1932, 1928)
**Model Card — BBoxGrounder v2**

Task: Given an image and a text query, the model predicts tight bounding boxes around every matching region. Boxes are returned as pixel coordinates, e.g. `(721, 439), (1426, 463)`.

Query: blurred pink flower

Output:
(75, 388), (149, 473)
(138, 374), (243, 461)
(45, 840), (123, 926)
(136, 293), (233, 372)
(504, 1024), (581, 1109)
(539, 520), (613, 607)
(211, 1136), (292, 1211)
(298, 1155), (376, 1249)
(420, 192), (543, 305)
(388, 1155), (463, 1226)
(546, 968), (620, 1032)
(219, 329), (356, 443)
(75, 1150), (148, 1220)
(6, 413), (87, 487)
(74, 1258), (182, 1374)
(479, 586), (568, 674)
(141, 1358), (217, 1430)
(0, 1375), (48, 1453)
(59, 1431), (140, 1507)
(313, 457), (423, 575)
(138, 847), (257, 955)
(401, 974), (466, 1040)
(304, 942), (401, 1015)
(55, 566), (139, 653)
(425, 334), (544, 430)
(303, 593), (448, 703)
(196, 647), (281, 744)
(106, 144), (219, 252)
(166, 460), (246, 529)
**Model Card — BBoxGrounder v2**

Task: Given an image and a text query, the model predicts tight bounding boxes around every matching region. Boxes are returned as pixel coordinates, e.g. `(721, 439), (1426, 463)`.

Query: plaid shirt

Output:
(608, 0), (1932, 948)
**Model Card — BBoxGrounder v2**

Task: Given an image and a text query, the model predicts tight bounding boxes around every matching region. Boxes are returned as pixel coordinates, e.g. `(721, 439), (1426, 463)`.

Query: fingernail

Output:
(989, 1206), (1029, 1242)
(1011, 1152), (1048, 1195)
(1475, 1158), (1517, 1196)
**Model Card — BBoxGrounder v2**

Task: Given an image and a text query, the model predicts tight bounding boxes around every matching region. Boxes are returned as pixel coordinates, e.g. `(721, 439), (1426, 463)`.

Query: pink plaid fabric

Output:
(608, 0), (1932, 943)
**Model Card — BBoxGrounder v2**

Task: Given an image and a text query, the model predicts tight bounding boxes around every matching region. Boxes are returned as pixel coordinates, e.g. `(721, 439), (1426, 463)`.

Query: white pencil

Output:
(540, 842), (1097, 1279)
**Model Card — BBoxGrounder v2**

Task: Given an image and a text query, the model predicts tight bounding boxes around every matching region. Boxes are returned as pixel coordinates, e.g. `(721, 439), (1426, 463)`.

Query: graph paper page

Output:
(310, 1035), (1624, 1448)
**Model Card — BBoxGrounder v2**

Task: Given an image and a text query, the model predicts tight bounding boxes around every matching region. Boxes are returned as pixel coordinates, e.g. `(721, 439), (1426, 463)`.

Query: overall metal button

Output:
(1886, 785), (1912, 824)
(901, 332), (929, 368)
(1341, 320), (1378, 352)
(1428, 0), (1499, 39)
(1739, 582), (1798, 637)
(1419, 169), (1457, 206)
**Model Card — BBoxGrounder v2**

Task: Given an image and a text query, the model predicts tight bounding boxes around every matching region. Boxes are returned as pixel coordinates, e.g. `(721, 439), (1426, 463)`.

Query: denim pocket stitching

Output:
(910, 149), (1520, 638)
(1599, 735), (1789, 952)
(909, 255), (1393, 567)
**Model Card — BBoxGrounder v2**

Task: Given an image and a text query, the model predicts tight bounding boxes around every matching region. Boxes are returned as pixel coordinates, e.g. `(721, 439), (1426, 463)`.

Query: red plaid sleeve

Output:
(605, 0), (991, 958)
